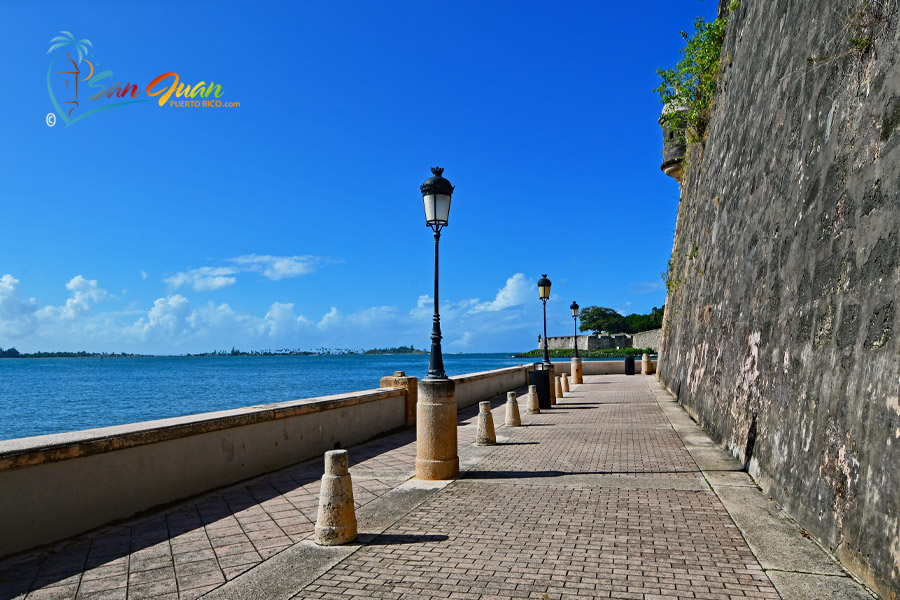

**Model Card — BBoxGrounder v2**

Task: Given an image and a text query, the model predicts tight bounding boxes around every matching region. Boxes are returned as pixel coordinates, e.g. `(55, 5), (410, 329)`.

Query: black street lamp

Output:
(537, 274), (552, 366)
(421, 167), (454, 379)
(570, 301), (580, 359)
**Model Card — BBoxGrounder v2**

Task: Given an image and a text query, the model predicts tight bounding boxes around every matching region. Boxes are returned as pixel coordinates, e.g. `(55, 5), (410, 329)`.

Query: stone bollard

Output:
(555, 376), (563, 399)
(571, 357), (583, 384)
(505, 392), (521, 427)
(416, 379), (459, 480)
(527, 384), (540, 414)
(641, 354), (652, 375)
(314, 450), (357, 546)
(380, 371), (418, 427)
(561, 373), (569, 394)
(475, 401), (496, 445)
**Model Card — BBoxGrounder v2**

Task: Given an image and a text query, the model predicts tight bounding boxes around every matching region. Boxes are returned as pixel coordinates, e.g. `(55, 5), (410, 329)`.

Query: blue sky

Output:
(0, 1), (716, 354)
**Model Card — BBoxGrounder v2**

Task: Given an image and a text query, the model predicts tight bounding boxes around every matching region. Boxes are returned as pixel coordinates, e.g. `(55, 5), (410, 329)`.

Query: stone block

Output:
(380, 372), (418, 427)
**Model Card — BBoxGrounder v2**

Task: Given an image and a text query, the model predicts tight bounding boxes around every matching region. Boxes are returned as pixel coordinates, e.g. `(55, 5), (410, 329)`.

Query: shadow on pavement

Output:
(365, 534), (449, 546)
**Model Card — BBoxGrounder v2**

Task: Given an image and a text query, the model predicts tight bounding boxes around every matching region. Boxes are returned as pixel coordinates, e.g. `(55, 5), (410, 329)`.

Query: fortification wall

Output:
(657, 1), (900, 597)
(631, 329), (662, 352)
(546, 333), (632, 351)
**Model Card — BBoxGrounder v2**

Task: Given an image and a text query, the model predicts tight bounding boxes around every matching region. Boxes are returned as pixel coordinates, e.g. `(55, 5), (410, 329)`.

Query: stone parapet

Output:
(0, 363), (532, 559)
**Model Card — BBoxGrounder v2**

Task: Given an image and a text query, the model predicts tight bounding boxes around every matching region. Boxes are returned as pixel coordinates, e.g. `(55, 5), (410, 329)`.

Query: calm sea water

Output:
(0, 354), (540, 441)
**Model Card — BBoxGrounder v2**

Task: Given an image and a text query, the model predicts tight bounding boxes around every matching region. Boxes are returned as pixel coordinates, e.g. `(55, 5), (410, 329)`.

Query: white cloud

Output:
(228, 254), (320, 280)
(318, 306), (342, 328)
(164, 267), (238, 292)
(472, 273), (530, 312)
(37, 275), (108, 321)
(449, 331), (473, 348)
(67, 274), (106, 298)
(0, 274), (39, 338)
(142, 294), (192, 335)
(262, 302), (310, 338)
(1, 271), (546, 353)
(162, 254), (327, 293)
(140, 270), (148, 280)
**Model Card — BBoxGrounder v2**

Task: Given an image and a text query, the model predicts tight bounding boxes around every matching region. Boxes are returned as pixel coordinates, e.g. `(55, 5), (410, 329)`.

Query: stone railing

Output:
(452, 365), (529, 409)
(0, 364), (530, 558)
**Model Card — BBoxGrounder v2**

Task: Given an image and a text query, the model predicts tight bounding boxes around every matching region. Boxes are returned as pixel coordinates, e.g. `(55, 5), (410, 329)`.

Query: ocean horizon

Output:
(0, 353), (619, 442)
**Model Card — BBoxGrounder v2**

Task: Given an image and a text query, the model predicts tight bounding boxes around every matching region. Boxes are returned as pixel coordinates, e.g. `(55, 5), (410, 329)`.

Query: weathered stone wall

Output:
(632, 328), (662, 352)
(657, 1), (900, 597)
(546, 333), (632, 351)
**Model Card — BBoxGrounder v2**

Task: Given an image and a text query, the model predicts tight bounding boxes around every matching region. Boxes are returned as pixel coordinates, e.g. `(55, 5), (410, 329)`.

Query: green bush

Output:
(656, 12), (730, 142)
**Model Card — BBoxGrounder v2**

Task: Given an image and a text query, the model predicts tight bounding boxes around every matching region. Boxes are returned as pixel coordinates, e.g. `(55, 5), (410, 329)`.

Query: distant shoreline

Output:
(0, 346), (428, 359)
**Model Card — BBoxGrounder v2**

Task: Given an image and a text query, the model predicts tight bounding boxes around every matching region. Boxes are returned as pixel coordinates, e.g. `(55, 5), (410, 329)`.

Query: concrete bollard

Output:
(642, 354), (652, 375)
(561, 373), (569, 394)
(571, 357), (583, 384)
(505, 392), (521, 427)
(555, 376), (562, 399)
(527, 384), (540, 414)
(416, 379), (459, 480)
(475, 401), (496, 445)
(314, 450), (357, 546)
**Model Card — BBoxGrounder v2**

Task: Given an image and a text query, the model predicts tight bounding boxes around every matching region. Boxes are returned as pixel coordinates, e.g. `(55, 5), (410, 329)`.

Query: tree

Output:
(579, 307), (627, 334)
(580, 305), (665, 335)
(623, 306), (664, 333)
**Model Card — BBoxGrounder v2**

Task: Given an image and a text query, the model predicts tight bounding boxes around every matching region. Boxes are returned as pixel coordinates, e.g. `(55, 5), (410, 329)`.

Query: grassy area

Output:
(512, 348), (655, 358)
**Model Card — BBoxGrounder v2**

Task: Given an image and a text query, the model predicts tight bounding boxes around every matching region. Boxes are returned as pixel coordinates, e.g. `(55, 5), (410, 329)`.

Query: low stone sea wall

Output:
(0, 364), (531, 558)
(0, 359), (654, 558)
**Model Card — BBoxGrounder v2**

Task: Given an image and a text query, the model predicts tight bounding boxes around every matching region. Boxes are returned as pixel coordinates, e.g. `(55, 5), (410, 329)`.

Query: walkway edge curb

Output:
(202, 389), (536, 600)
(648, 376), (876, 600)
(203, 481), (446, 600)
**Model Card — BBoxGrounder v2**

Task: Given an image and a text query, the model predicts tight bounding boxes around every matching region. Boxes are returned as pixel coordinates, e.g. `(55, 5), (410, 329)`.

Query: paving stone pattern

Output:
(0, 390), (508, 600)
(299, 375), (780, 599)
(0, 376), (781, 600)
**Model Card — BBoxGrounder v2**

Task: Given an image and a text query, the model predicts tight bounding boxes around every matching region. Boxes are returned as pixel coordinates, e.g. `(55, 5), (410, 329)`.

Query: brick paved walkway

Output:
(1, 375), (785, 600)
(300, 376), (779, 600)
(0, 388), (517, 600)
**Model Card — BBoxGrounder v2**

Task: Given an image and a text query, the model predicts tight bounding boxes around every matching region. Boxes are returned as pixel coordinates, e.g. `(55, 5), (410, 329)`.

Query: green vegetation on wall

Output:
(655, 5), (735, 142)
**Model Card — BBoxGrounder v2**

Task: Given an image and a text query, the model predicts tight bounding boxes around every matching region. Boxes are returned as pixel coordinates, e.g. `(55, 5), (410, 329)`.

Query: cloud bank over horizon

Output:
(0, 271), (543, 354)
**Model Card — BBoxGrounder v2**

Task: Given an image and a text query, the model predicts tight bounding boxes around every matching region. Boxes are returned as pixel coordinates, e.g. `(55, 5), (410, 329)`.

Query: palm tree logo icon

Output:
(47, 32), (93, 119)
(48, 31), (92, 63)
(46, 31), (148, 127)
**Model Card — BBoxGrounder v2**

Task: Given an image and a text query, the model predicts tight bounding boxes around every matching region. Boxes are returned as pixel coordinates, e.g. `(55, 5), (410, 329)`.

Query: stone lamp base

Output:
(416, 378), (459, 480)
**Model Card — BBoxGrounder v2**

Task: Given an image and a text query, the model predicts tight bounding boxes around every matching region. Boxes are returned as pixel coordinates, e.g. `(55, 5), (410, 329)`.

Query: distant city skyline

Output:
(0, 1), (716, 353)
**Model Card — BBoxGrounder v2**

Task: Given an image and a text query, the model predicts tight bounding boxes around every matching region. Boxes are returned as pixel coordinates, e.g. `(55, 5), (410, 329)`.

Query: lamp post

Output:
(570, 301), (580, 359)
(537, 274), (552, 366)
(421, 167), (453, 379)
(415, 167), (459, 481)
